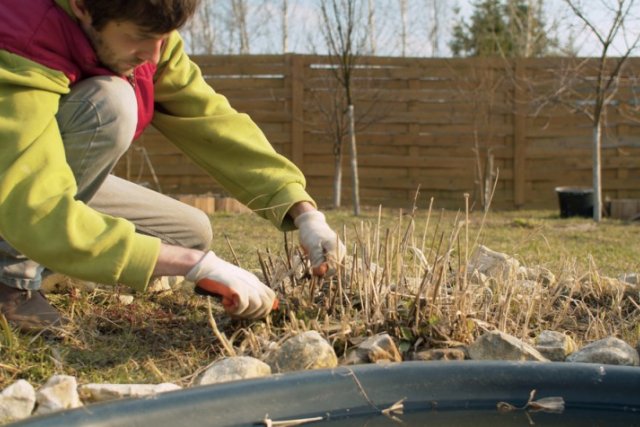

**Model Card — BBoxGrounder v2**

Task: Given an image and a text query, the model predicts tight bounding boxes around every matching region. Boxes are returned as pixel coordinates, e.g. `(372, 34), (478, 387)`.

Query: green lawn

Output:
(212, 207), (640, 278)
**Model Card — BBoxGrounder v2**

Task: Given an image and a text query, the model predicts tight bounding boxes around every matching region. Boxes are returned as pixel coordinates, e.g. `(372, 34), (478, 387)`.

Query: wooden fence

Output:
(115, 55), (640, 211)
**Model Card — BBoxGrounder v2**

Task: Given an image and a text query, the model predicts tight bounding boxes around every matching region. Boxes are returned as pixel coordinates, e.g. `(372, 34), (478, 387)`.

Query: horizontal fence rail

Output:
(114, 55), (640, 212)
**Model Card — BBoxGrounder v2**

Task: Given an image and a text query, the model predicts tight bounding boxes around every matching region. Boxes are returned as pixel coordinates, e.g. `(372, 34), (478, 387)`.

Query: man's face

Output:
(80, 20), (169, 76)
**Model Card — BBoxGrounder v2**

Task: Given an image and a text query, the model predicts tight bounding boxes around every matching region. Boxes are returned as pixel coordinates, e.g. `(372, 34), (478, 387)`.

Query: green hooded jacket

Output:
(0, 0), (314, 291)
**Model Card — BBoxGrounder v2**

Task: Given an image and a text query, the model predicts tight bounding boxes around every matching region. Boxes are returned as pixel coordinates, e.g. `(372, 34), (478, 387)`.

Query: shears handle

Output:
(195, 279), (279, 310)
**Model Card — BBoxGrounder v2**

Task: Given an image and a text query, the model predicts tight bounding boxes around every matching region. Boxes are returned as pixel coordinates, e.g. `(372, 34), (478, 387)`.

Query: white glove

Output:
(294, 210), (346, 276)
(186, 251), (277, 319)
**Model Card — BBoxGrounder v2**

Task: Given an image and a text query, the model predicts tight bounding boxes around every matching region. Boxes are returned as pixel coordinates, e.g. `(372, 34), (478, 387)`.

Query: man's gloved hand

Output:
(186, 251), (276, 319)
(294, 210), (346, 276)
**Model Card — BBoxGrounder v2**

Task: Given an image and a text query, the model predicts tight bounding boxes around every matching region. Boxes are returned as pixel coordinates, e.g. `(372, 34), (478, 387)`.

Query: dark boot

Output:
(0, 282), (66, 333)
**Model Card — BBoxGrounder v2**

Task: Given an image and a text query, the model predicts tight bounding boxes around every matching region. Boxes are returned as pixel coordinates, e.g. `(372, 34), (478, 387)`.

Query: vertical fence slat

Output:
(289, 54), (305, 168)
(513, 59), (526, 208)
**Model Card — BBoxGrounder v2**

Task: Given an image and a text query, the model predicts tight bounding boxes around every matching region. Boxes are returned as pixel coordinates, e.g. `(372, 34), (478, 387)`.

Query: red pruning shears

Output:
(195, 279), (279, 311)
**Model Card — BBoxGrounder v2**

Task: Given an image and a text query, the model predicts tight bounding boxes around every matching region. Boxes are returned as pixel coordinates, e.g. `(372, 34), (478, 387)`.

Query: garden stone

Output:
(196, 356), (271, 385)
(171, 276), (198, 294)
(268, 331), (337, 373)
(597, 276), (636, 298)
(41, 274), (100, 293)
(410, 348), (466, 361)
(79, 383), (181, 403)
(117, 294), (135, 305)
(147, 276), (173, 293)
(468, 270), (488, 285)
(567, 336), (639, 366)
(0, 380), (36, 423)
(523, 266), (556, 286)
(343, 333), (402, 365)
(34, 375), (82, 415)
(618, 272), (638, 285)
(513, 280), (539, 301)
(468, 330), (548, 362)
(535, 330), (577, 361)
(40, 273), (73, 293)
(468, 245), (522, 281)
(616, 273), (640, 298)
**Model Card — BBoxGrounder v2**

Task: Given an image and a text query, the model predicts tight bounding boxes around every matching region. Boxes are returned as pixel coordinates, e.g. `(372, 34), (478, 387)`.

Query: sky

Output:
(183, 0), (640, 57)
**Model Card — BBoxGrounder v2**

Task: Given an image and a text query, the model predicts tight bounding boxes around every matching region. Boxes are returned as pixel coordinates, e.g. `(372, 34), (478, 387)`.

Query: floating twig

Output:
(261, 414), (324, 426)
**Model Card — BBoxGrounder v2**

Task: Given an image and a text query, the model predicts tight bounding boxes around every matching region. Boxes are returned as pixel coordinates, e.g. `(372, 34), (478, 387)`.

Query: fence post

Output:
(289, 54), (305, 169)
(513, 58), (526, 208)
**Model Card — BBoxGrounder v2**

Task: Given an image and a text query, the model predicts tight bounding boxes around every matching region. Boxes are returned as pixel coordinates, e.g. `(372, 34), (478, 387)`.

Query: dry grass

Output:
(1, 201), (640, 390)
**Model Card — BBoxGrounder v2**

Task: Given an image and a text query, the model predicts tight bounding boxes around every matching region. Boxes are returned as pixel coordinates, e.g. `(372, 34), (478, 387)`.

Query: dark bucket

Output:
(555, 187), (594, 218)
(9, 362), (640, 427)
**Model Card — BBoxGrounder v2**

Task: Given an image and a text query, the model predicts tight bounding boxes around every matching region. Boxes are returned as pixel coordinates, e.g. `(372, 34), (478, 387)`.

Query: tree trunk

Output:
(592, 120), (602, 222)
(348, 105), (361, 216)
(483, 150), (494, 213)
(399, 0), (408, 56)
(231, 0), (250, 54)
(367, 0), (376, 54)
(282, 0), (288, 53)
(333, 148), (343, 208)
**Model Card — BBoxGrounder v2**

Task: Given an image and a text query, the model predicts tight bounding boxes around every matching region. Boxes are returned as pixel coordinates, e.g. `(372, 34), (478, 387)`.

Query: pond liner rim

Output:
(8, 361), (640, 427)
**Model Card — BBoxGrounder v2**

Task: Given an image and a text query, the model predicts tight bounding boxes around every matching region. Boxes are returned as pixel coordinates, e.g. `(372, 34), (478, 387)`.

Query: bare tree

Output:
(282, 0), (289, 53)
(368, 0), (377, 54)
(562, 0), (640, 221)
(230, 0), (250, 54)
(183, 1), (220, 54)
(425, 0), (448, 56)
(506, 0), (557, 57)
(317, 0), (370, 214)
(399, 0), (408, 56)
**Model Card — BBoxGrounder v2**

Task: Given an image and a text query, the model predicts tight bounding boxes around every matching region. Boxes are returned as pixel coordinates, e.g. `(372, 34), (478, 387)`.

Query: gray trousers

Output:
(0, 76), (213, 290)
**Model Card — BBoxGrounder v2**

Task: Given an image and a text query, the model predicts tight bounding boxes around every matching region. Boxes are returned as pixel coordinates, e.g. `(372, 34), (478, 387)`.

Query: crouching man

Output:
(0, 0), (345, 331)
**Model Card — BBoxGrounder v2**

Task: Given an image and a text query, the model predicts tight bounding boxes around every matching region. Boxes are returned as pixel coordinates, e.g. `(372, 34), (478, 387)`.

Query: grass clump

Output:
(1, 201), (639, 390)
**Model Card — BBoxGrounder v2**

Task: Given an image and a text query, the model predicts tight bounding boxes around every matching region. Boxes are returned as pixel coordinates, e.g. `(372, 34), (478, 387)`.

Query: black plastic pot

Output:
(9, 361), (640, 427)
(555, 186), (594, 218)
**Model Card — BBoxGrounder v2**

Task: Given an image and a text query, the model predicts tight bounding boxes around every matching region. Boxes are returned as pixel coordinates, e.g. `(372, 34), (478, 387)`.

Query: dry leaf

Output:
(527, 396), (565, 413)
(497, 389), (565, 414)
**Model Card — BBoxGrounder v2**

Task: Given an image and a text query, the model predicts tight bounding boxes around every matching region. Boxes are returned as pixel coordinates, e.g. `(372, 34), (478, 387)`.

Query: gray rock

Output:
(523, 266), (556, 286)
(535, 330), (577, 361)
(411, 348), (466, 361)
(343, 333), (402, 365)
(468, 270), (488, 285)
(567, 336), (639, 366)
(40, 274), (100, 293)
(597, 276), (637, 298)
(196, 356), (271, 385)
(0, 380), (36, 423)
(147, 276), (172, 293)
(34, 375), (82, 415)
(79, 383), (181, 403)
(616, 273), (640, 297)
(116, 294), (135, 305)
(618, 272), (638, 285)
(468, 330), (548, 362)
(468, 245), (522, 281)
(268, 331), (337, 373)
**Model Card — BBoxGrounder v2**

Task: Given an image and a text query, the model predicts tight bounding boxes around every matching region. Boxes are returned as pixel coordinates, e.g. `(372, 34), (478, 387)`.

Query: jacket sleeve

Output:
(152, 32), (315, 231)
(0, 51), (160, 291)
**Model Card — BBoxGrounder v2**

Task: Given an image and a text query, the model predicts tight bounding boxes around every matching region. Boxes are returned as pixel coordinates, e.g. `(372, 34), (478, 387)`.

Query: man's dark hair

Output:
(83, 0), (199, 33)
